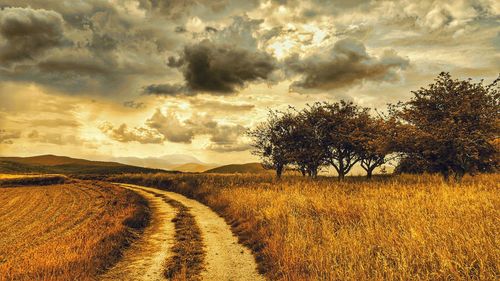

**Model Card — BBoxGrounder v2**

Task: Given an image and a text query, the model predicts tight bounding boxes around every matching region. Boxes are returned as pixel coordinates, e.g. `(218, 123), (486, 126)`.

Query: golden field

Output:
(0, 174), (36, 179)
(110, 173), (500, 280)
(0, 179), (149, 281)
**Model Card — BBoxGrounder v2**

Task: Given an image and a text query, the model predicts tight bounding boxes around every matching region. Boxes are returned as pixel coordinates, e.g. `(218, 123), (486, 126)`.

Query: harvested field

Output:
(0, 180), (149, 281)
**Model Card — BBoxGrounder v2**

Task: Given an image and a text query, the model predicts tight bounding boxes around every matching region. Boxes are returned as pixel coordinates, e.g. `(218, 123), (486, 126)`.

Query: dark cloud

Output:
(0, 0), (119, 29)
(0, 3), (274, 98)
(143, 83), (192, 96)
(286, 38), (410, 91)
(144, 15), (277, 97)
(175, 26), (187, 33)
(0, 7), (67, 64)
(205, 26), (218, 33)
(0, 2), (174, 96)
(88, 33), (117, 52)
(167, 56), (184, 67)
(213, 15), (263, 49)
(123, 100), (146, 109)
(261, 26), (283, 42)
(37, 54), (112, 75)
(170, 39), (277, 94)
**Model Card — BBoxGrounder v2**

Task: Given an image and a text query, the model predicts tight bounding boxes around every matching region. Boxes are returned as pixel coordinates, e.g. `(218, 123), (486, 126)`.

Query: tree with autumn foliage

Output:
(316, 101), (369, 181)
(291, 105), (326, 178)
(391, 72), (499, 182)
(357, 116), (398, 178)
(247, 110), (298, 179)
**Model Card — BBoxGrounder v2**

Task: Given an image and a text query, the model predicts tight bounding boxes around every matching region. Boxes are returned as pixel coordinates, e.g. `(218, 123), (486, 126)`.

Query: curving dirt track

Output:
(100, 186), (176, 281)
(113, 184), (265, 281)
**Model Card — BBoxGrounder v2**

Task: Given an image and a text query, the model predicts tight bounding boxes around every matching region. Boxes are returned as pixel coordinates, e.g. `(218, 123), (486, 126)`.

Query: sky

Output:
(0, 0), (499, 165)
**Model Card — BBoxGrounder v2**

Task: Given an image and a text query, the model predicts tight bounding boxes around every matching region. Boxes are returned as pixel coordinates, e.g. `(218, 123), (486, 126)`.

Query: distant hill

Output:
(0, 155), (123, 167)
(205, 163), (268, 174)
(0, 155), (168, 175)
(113, 154), (216, 170)
(172, 163), (217, 173)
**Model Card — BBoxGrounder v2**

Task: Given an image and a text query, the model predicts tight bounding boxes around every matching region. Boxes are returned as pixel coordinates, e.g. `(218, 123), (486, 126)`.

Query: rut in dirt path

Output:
(100, 186), (176, 281)
(114, 183), (265, 281)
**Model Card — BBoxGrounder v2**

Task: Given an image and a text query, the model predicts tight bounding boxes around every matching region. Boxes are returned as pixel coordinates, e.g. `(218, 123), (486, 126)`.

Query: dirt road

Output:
(100, 186), (176, 281)
(102, 183), (264, 281)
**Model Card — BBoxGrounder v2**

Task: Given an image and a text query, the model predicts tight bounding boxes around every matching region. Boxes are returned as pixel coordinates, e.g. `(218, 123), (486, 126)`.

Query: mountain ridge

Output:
(0, 155), (168, 175)
(204, 163), (267, 174)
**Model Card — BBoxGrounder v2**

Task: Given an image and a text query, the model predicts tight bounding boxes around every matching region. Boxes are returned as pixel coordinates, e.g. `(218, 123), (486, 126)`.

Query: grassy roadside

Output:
(109, 173), (500, 280)
(0, 174), (67, 187)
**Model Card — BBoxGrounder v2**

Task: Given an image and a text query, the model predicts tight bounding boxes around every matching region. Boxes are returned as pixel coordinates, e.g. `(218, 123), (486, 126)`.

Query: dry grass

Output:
(137, 189), (205, 280)
(0, 174), (67, 186)
(0, 174), (39, 179)
(110, 173), (500, 280)
(161, 195), (205, 281)
(0, 180), (149, 281)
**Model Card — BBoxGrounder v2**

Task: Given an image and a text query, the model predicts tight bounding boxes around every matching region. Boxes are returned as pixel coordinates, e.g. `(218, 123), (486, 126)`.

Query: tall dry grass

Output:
(0, 174), (67, 186)
(0, 180), (149, 281)
(110, 173), (500, 280)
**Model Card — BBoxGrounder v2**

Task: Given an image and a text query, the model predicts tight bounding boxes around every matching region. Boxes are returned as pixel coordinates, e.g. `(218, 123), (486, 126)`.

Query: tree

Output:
(394, 155), (438, 174)
(391, 72), (500, 182)
(248, 110), (296, 179)
(358, 116), (396, 179)
(316, 101), (369, 181)
(293, 104), (328, 178)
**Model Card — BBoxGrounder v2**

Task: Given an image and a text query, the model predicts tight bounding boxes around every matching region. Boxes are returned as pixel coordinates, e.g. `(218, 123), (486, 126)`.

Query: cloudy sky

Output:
(0, 0), (498, 164)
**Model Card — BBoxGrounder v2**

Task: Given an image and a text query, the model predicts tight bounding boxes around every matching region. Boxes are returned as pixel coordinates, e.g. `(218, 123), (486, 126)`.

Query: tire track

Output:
(100, 186), (176, 281)
(115, 184), (264, 281)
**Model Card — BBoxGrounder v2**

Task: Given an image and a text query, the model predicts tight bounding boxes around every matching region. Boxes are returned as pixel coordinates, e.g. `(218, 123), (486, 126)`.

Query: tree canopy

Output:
(249, 72), (499, 182)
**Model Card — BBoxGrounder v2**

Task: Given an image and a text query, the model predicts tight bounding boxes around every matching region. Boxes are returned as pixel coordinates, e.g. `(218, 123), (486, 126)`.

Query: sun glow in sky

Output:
(0, 0), (498, 165)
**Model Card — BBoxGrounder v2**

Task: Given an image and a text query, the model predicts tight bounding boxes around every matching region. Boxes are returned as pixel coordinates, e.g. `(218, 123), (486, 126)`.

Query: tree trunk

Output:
(300, 168), (306, 177)
(441, 169), (450, 183)
(338, 160), (345, 181)
(453, 169), (465, 184)
(366, 168), (374, 179)
(309, 165), (318, 179)
(276, 165), (283, 179)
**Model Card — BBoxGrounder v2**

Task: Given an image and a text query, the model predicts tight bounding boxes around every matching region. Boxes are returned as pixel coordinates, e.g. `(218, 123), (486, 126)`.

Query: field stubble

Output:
(110, 173), (500, 280)
(0, 179), (149, 281)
